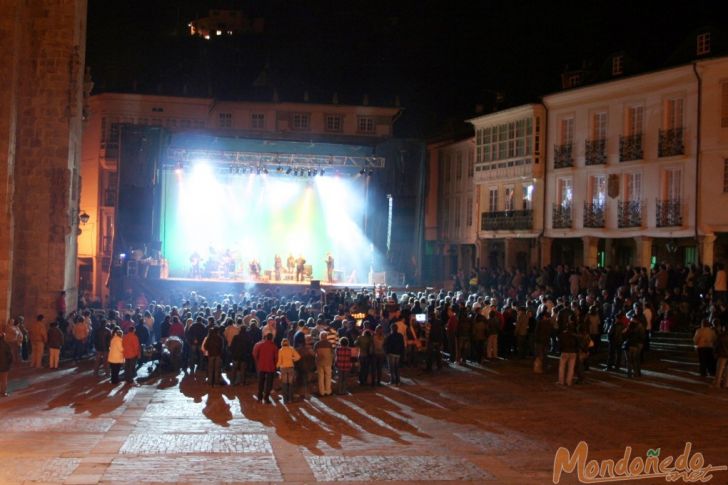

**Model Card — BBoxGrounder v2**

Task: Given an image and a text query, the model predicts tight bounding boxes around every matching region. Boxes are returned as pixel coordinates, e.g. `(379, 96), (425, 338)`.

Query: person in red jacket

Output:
(252, 333), (278, 403)
(122, 326), (141, 384)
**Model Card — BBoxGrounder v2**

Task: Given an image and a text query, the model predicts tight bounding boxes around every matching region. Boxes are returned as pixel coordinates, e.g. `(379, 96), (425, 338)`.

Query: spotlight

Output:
(359, 168), (366, 175)
(174, 161), (184, 174)
(286, 167), (292, 175)
(294, 169), (299, 176)
(263, 167), (269, 175)
(256, 167), (261, 175)
(277, 166), (283, 173)
(320, 168), (325, 176)
(308, 169), (313, 176)
(367, 169), (374, 176)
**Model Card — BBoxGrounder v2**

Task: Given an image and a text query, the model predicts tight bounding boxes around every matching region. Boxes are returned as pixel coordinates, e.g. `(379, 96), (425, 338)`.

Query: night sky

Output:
(86, 0), (727, 137)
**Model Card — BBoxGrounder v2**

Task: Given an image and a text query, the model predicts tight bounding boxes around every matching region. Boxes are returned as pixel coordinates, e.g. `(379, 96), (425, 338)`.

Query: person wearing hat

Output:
(0, 332), (13, 396)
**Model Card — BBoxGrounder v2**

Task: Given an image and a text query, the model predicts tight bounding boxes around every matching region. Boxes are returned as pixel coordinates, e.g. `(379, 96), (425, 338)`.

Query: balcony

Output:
(585, 139), (607, 165)
(658, 127), (685, 157)
(656, 199), (682, 227)
(552, 203), (572, 229)
(481, 210), (533, 231)
(583, 201), (605, 228)
(617, 200), (643, 228)
(619, 134), (643, 162)
(554, 144), (574, 169)
(103, 189), (117, 207)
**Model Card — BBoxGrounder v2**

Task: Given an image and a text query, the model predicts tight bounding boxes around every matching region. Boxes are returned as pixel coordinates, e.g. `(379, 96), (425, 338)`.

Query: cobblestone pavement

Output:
(0, 351), (727, 485)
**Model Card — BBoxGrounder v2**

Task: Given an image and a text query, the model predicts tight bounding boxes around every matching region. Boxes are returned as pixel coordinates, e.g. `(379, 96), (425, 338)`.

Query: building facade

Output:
(469, 104), (546, 271)
(79, 93), (400, 302)
(543, 65), (699, 269)
(424, 137), (477, 284)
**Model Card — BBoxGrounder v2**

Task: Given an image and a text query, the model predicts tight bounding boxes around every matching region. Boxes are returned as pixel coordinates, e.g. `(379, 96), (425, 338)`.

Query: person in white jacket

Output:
(107, 329), (125, 384)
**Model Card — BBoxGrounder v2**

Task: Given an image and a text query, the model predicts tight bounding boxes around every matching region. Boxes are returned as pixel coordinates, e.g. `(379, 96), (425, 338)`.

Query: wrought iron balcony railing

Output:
(552, 203), (573, 229)
(658, 127), (685, 157)
(554, 143), (574, 169)
(583, 201), (605, 228)
(585, 139), (607, 165)
(617, 200), (642, 228)
(656, 199), (682, 227)
(481, 210), (533, 231)
(619, 134), (643, 162)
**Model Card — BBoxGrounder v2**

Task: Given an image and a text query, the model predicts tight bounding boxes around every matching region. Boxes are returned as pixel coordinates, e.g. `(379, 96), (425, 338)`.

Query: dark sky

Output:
(86, 0), (727, 137)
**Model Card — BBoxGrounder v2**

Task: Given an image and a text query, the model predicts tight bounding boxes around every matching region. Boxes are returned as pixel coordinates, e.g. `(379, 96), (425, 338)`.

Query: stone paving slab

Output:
(0, 416), (115, 433)
(119, 432), (272, 454)
(102, 455), (283, 482)
(135, 417), (266, 433)
(0, 457), (81, 483)
(305, 456), (492, 482)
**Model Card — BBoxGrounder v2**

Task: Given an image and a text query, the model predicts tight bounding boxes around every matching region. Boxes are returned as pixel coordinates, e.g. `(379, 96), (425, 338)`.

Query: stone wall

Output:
(0, 0), (87, 322)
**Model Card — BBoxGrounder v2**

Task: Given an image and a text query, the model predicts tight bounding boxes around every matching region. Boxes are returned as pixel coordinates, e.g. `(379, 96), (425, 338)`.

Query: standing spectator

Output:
(5, 319), (22, 365)
(142, 311), (155, 343)
(486, 310), (500, 360)
(370, 326), (386, 385)
(713, 325), (728, 388)
(472, 313), (487, 364)
(122, 327), (141, 384)
(202, 327), (224, 387)
(457, 310), (473, 364)
(384, 323), (404, 385)
(558, 321), (578, 386)
(694, 319), (717, 378)
(334, 337), (352, 395)
(28, 314), (47, 369)
(72, 315), (90, 362)
(623, 318), (646, 378)
(0, 332), (13, 396)
(229, 325), (252, 385)
(276, 338), (300, 403)
(185, 316), (207, 374)
(314, 331), (334, 396)
(252, 333), (278, 403)
(17, 316), (29, 362)
(108, 329), (124, 384)
(515, 307), (529, 359)
(446, 306), (458, 363)
(47, 321), (65, 369)
(607, 312), (627, 371)
(93, 321), (111, 376)
(533, 314), (553, 374)
(355, 329), (373, 385)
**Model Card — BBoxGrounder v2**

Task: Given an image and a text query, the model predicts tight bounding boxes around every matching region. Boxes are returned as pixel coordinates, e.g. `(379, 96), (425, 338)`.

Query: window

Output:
(522, 183), (534, 210)
(357, 116), (375, 134)
(219, 112), (232, 128)
(557, 178), (573, 207)
(193, 120), (205, 128)
(626, 105), (644, 135)
(504, 186), (514, 212)
(664, 98), (684, 130)
(567, 74), (581, 88)
(612, 55), (624, 76)
(488, 187), (498, 212)
(663, 168), (682, 200)
(442, 199), (449, 238)
(454, 198), (461, 229)
(589, 175), (607, 204)
(592, 111), (608, 140)
(467, 151), (474, 178)
(325, 114), (343, 132)
(251, 113), (265, 129)
(179, 119), (190, 128)
(466, 198), (473, 227)
(292, 113), (310, 130)
(697, 32), (711, 56)
(456, 152), (463, 180)
(560, 117), (574, 145)
(722, 82), (728, 128)
(624, 172), (642, 201)
(477, 117), (533, 164)
(724, 160), (728, 193)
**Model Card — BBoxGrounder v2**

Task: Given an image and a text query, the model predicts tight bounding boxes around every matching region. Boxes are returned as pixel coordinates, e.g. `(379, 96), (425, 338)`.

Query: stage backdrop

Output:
(159, 164), (373, 283)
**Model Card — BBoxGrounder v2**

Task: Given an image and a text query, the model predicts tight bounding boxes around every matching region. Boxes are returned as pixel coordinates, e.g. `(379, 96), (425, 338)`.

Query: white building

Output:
(468, 104), (546, 270)
(543, 64), (699, 269)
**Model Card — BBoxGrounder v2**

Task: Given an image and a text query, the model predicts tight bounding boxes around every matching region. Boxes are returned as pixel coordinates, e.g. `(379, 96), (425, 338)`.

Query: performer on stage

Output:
(295, 255), (306, 282)
(222, 249), (235, 278)
(325, 253), (335, 283)
(274, 254), (282, 281)
(190, 251), (201, 279)
(286, 254), (295, 274)
(249, 259), (261, 280)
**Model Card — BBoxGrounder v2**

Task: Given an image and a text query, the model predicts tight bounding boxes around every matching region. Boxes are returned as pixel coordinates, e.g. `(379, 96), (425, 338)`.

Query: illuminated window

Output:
(522, 183), (534, 210)
(488, 187), (498, 212)
(697, 32), (711, 56)
(292, 113), (310, 130)
(251, 113), (265, 129)
(219, 112), (232, 128)
(612, 55), (623, 76)
(357, 116), (376, 134)
(504, 186), (514, 211)
(325, 114), (343, 132)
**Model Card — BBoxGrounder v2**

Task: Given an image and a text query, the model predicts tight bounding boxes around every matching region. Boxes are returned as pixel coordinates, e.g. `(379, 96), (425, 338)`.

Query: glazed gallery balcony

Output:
(617, 200), (643, 228)
(656, 198), (682, 227)
(481, 210), (533, 231)
(619, 133), (643, 162)
(584, 139), (607, 165)
(554, 143), (574, 169)
(552, 203), (573, 229)
(583, 201), (605, 228)
(658, 127), (685, 157)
